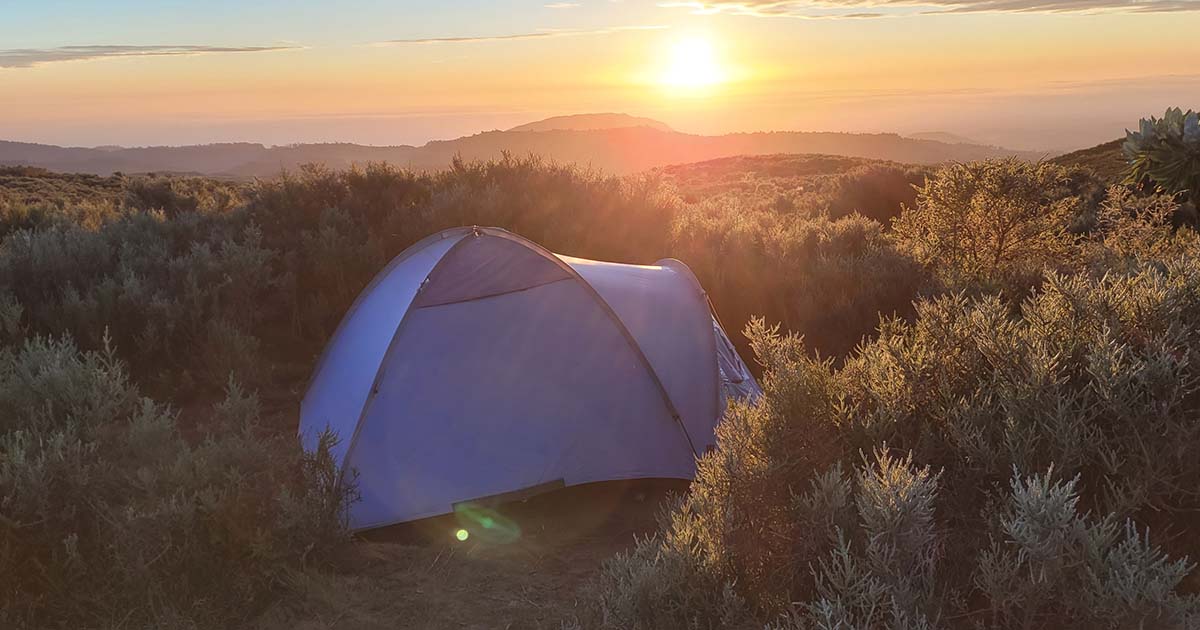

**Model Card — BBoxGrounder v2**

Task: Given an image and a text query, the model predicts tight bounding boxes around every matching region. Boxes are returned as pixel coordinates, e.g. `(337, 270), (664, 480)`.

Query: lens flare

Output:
(453, 503), (521, 544)
(455, 528), (469, 542)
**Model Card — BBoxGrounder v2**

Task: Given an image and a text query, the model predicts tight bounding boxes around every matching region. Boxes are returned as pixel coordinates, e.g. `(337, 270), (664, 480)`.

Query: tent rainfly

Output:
(300, 226), (760, 531)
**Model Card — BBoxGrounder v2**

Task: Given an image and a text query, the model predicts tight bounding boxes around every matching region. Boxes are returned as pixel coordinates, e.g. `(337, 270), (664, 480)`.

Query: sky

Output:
(1, 0), (1197, 151)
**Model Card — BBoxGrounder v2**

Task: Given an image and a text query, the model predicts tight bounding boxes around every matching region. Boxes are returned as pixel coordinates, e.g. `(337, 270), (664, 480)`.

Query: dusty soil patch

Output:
(253, 480), (684, 629)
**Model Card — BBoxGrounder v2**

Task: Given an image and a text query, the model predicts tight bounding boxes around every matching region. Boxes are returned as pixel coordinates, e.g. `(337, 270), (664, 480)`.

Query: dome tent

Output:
(300, 226), (760, 531)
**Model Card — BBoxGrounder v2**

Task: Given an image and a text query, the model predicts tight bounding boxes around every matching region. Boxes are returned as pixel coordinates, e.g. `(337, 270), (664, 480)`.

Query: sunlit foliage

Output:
(5, 148), (1198, 629)
(1124, 108), (1200, 205)
(580, 160), (1200, 630)
(892, 159), (1082, 295)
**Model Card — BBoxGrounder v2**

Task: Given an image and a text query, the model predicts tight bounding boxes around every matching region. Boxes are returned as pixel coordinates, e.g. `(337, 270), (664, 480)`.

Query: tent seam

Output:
(656, 258), (724, 449)
(412, 275), (572, 309)
(493, 235), (702, 459)
(301, 227), (470, 401)
(335, 230), (478, 484)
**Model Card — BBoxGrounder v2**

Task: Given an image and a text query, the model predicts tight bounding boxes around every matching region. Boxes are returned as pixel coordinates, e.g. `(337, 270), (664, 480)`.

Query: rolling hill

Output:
(507, 113), (672, 133)
(1050, 138), (1126, 182)
(0, 117), (1049, 178)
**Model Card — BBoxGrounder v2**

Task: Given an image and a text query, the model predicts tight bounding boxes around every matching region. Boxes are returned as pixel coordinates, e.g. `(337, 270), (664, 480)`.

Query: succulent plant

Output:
(1123, 107), (1200, 204)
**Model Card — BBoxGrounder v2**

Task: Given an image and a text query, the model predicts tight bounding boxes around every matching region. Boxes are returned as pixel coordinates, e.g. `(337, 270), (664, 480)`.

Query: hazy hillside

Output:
(658, 153), (916, 195)
(508, 113), (672, 133)
(655, 153), (929, 221)
(1051, 138), (1125, 182)
(0, 119), (1047, 178)
(905, 131), (984, 145)
(0, 140), (269, 177)
(0, 165), (125, 205)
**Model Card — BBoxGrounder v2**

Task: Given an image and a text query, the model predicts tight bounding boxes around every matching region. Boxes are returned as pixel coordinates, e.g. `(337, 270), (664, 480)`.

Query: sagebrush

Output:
(580, 160), (1200, 630)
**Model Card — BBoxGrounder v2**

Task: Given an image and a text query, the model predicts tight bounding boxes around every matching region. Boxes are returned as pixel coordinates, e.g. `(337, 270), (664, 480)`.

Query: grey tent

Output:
(300, 226), (760, 530)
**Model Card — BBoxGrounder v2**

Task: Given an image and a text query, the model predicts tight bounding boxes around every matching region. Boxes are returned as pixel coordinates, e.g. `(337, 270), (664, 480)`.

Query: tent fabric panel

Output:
(657, 256), (762, 415)
(713, 317), (763, 414)
(299, 233), (463, 466)
(412, 232), (571, 309)
(562, 256), (720, 451)
(344, 280), (695, 530)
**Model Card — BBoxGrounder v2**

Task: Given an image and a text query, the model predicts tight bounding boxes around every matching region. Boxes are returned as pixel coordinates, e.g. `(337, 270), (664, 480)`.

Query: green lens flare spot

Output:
(455, 529), (469, 542)
(453, 502), (521, 544)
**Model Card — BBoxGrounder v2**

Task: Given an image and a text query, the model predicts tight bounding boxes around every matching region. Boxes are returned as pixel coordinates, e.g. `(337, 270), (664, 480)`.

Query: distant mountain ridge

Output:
(0, 116), (1049, 178)
(508, 113), (672, 133)
(905, 131), (985, 146)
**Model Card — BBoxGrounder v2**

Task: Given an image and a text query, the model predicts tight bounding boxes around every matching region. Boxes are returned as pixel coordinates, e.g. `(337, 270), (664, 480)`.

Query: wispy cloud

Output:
(545, 2), (583, 7)
(931, 0), (1200, 12)
(662, 0), (1200, 18)
(379, 25), (667, 45)
(0, 44), (299, 69)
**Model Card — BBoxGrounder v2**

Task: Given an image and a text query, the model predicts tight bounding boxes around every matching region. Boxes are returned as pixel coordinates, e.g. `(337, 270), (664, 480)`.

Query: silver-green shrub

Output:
(0, 335), (354, 628)
(1124, 108), (1200, 205)
(582, 220), (1200, 628)
(0, 208), (275, 390)
(977, 470), (1198, 629)
(582, 522), (751, 629)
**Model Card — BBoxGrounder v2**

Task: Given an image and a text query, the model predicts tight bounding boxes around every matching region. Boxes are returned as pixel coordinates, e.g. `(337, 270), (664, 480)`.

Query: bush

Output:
(671, 200), (923, 357)
(0, 335), (353, 629)
(124, 175), (245, 216)
(825, 163), (928, 225)
(0, 155), (927, 373)
(252, 156), (922, 358)
(893, 159), (1084, 296)
(659, 155), (928, 227)
(582, 514), (751, 630)
(0, 207), (275, 392)
(583, 249), (1200, 628)
(1085, 186), (1192, 272)
(977, 470), (1198, 629)
(10, 152), (1200, 628)
(247, 157), (680, 345)
(1124, 108), (1200, 206)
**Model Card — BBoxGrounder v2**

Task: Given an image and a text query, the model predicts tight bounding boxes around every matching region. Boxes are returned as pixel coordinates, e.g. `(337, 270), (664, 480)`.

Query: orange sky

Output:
(1, 2), (1197, 151)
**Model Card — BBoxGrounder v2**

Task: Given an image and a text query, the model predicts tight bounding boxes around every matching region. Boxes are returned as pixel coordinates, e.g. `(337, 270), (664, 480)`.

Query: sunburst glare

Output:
(659, 36), (726, 90)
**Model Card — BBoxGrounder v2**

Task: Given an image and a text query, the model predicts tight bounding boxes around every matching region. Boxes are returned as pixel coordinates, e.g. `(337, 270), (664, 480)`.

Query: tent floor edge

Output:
(452, 478), (568, 512)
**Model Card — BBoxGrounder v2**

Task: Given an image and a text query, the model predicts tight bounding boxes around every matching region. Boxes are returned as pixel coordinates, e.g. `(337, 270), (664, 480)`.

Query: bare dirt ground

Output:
(252, 478), (683, 630)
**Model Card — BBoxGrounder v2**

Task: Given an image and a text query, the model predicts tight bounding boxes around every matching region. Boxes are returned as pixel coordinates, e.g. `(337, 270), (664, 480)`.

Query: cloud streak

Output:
(0, 44), (299, 69)
(379, 25), (667, 45)
(663, 0), (1200, 18)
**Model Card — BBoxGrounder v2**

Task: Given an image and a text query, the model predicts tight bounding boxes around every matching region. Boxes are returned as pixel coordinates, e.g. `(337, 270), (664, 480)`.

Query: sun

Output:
(660, 37), (726, 90)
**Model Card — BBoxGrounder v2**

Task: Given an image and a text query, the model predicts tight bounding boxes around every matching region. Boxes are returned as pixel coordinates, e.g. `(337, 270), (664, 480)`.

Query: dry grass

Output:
(254, 481), (680, 630)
